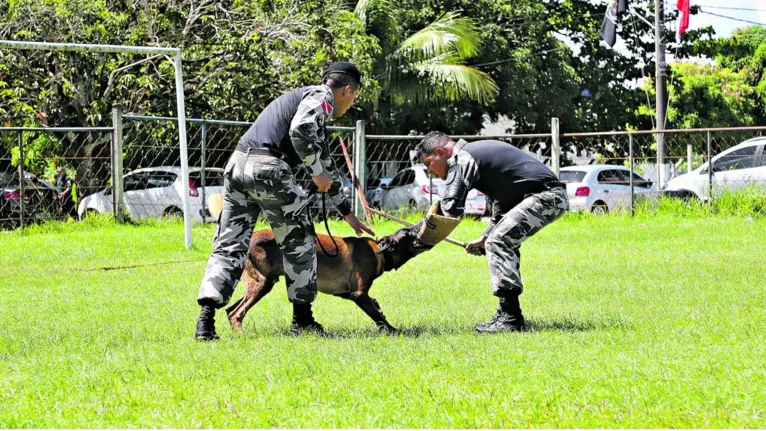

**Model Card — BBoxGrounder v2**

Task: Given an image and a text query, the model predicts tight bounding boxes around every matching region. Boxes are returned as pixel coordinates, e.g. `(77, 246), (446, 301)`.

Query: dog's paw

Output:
(378, 325), (400, 335)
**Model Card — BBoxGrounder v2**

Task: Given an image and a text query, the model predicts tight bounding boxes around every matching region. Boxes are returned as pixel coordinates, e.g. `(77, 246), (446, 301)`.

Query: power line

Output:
(699, 10), (766, 26)
(503, 12), (604, 29)
(693, 5), (766, 12)
(473, 46), (569, 68)
(472, 11), (612, 68)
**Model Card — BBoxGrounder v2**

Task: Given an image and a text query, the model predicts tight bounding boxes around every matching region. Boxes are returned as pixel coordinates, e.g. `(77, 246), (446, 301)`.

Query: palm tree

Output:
(352, 1), (499, 106)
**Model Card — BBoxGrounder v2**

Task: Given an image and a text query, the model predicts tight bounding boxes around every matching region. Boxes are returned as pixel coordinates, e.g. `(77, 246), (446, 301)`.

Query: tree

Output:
(0, 0), (380, 190)
(352, 0), (498, 107)
(715, 26), (766, 124)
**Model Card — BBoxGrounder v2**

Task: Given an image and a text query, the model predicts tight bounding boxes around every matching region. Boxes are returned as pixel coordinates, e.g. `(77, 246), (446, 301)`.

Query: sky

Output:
(689, 0), (766, 38)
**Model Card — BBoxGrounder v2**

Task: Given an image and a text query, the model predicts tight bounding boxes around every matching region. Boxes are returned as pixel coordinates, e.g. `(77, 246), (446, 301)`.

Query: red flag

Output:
(676, 0), (690, 42)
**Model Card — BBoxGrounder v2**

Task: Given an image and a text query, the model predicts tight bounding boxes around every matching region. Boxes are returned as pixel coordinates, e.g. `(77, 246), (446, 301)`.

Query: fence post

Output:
(687, 143), (693, 173)
(707, 131), (713, 204)
(629, 134), (634, 217)
(353, 120), (367, 220)
(429, 177), (433, 206)
(112, 107), (125, 222)
(17, 131), (25, 228)
(551, 117), (560, 177)
(200, 121), (207, 223)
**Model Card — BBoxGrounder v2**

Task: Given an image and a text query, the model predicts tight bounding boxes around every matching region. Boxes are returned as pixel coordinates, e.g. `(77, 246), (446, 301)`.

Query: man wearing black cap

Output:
(195, 61), (375, 340)
(415, 132), (569, 333)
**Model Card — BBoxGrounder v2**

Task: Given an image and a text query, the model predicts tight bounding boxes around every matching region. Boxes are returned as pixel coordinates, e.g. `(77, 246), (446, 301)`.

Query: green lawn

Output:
(1, 214), (764, 428)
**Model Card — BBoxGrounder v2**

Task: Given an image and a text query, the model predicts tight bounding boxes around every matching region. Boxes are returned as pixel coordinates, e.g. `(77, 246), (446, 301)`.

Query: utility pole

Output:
(654, 0), (668, 187)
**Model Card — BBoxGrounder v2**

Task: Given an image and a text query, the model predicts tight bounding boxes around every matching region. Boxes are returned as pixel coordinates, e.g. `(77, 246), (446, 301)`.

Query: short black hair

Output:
(323, 72), (361, 91)
(415, 131), (452, 156)
(322, 61), (362, 91)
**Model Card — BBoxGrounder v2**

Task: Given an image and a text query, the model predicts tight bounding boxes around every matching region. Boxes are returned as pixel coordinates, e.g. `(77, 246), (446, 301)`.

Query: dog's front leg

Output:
(349, 293), (397, 333)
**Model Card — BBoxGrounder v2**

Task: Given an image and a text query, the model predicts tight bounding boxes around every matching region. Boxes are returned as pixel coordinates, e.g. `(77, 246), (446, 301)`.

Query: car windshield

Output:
(559, 171), (587, 183)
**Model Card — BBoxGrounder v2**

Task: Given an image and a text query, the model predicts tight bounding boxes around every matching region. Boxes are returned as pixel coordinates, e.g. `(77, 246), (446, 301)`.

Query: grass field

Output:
(1, 213), (765, 427)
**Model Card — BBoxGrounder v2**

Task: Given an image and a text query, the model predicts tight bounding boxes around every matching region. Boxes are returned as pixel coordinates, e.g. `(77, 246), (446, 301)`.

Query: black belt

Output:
(248, 147), (285, 159)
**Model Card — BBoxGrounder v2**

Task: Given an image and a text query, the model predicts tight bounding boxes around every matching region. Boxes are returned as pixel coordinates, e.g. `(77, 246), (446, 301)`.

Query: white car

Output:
(380, 164), (487, 216)
(560, 165), (659, 214)
(365, 177), (393, 209)
(664, 137), (766, 200)
(78, 166), (225, 222)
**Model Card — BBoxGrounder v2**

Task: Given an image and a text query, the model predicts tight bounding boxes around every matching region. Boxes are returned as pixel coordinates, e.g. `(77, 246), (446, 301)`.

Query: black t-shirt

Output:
(234, 87), (306, 166)
(459, 139), (559, 204)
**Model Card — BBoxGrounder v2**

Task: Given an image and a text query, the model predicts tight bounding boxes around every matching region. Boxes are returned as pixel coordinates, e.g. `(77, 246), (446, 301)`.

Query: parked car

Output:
(365, 177), (392, 209)
(664, 137), (766, 200)
(560, 165), (659, 214)
(77, 166), (225, 222)
(379, 164), (487, 216)
(300, 175), (354, 218)
(1, 171), (58, 227)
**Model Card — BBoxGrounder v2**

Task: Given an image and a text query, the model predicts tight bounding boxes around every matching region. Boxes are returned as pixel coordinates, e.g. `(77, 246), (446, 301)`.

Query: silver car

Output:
(380, 164), (487, 215)
(561, 165), (659, 214)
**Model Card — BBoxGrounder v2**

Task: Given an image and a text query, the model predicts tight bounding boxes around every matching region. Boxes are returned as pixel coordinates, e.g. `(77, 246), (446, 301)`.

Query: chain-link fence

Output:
(0, 127), (114, 229)
(363, 132), (554, 216)
(118, 113), (357, 223)
(363, 126), (766, 217)
(561, 127), (766, 215)
(4, 118), (764, 230)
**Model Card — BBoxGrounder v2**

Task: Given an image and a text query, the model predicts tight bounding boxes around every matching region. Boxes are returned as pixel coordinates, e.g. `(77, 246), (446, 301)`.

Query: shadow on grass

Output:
(230, 324), (467, 339)
(227, 316), (631, 340)
(525, 315), (632, 332)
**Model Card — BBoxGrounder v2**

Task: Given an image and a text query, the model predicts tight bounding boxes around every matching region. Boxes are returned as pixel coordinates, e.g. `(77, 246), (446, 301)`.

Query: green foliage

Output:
(639, 26), (766, 131)
(641, 63), (756, 129)
(633, 186), (766, 218)
(0, 0), (380, 187)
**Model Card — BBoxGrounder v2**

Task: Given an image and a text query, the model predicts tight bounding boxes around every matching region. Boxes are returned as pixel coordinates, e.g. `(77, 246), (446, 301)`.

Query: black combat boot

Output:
(476, 295), (525, 333)
(290, 303), (325, 335)
(476, 303), (503, 328)
(195, 304), (220, 341)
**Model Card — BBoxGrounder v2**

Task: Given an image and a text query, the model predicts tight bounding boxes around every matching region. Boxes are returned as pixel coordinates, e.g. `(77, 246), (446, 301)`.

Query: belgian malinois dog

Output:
(226, 223), (432, 333)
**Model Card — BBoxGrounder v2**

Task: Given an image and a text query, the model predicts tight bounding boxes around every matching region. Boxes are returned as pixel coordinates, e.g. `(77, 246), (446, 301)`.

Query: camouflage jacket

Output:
(289, 85), (351, 216)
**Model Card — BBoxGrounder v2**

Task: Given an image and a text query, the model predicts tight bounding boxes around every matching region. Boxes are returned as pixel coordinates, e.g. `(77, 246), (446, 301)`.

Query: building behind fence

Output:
(3, 110), (766, 234)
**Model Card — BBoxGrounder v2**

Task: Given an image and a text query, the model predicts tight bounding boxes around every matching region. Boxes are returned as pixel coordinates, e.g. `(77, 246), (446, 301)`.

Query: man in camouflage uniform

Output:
(416, 131), (569, 333)
(195, 61), (375, 340)
(55, 167), (75, 218)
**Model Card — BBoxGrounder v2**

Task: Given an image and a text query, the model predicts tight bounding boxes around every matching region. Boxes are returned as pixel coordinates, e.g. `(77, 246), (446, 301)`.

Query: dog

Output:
(225, 222), (432, 334)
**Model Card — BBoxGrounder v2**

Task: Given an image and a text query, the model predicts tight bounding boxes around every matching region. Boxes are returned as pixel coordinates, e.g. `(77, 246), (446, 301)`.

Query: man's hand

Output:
(465, 235), (487, 256)
(344, 213), (375, 237)
(312, 172), (332, 193)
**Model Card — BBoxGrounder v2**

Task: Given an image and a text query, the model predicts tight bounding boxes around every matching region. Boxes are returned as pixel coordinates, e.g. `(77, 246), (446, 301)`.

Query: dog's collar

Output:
(380, 248), (399, 272)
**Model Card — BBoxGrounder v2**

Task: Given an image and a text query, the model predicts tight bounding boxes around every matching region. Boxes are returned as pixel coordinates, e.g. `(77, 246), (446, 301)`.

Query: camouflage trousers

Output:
(485, 186), (569, 297)
(197, 150), (317, 307)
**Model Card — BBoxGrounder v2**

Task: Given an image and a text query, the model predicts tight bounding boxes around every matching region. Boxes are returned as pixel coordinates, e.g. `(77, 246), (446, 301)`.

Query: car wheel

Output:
(591, 202), (608, 215)
(407, 200), (418, 215)
(163, 207), (184, 219)
(663, 189), (700, 201)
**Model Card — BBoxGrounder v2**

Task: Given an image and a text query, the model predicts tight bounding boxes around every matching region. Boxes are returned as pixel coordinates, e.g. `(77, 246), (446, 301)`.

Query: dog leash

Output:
(302, 184), (340, 258)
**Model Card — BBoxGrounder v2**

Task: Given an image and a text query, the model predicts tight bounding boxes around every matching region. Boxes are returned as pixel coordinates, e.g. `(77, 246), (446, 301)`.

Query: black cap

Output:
(323, 61), (362, 87)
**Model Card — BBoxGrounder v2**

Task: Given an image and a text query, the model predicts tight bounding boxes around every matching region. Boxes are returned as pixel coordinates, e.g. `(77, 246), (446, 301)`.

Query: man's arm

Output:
(289, 87), (352, 216)
(321, 158), (352, 216)
(440, 152), (480, 218)
(289, 87), (332, 178)
(60, 179), (72, 198)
